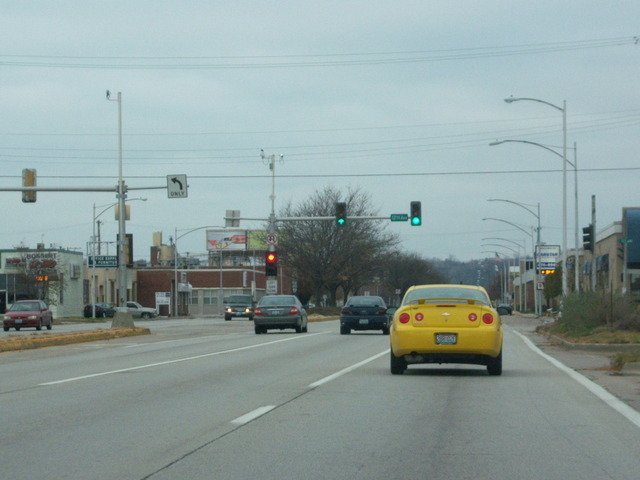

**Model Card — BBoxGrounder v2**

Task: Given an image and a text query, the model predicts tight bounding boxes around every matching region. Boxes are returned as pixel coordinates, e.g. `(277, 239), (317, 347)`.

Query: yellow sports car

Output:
(390, 284), (503, 375)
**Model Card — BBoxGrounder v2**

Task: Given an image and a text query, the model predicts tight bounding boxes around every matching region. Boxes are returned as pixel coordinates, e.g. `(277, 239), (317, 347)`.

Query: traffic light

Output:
(265, 251), (278, 276)
(582, 224), (594, 252)
(22, 168), (37, 203)
(335, 202), (347, 226)
(540, 269), (556, 276)
(117, 233), (134, 267)
(410, 201), (422, 226)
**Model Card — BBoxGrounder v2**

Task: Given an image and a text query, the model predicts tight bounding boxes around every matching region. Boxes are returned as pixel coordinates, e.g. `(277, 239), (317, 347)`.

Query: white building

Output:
(0, 246), (84, 318)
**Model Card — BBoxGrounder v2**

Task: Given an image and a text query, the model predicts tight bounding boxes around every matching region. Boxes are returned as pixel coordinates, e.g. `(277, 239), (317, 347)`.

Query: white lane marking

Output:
(40, 333), (327, 386)
(231, 406), (276, 426)
(122, 334), (240, 348)
(309, 349), (390, 388)
(514, 330), (640, 429)
(232, 349), (390, 426)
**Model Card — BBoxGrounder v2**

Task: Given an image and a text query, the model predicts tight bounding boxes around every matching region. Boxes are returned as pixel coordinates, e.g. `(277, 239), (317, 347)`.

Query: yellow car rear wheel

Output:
(390, 351), (407, 375)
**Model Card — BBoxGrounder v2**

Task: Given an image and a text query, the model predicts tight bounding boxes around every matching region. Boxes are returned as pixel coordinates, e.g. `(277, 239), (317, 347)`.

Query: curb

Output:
(541, 331), (640, 353)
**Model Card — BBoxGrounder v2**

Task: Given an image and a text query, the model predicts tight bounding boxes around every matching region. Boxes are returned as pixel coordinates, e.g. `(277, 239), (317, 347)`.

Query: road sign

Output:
(266, 278), (278, 295)
(167, 175), (188, 198)
(390, 213), (409, 222)
(266, 233), (278, 245)
(89, 255), (118, 267)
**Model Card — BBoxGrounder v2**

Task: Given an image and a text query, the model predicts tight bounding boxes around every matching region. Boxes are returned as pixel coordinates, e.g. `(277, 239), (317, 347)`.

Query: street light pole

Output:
(489, 133), (578, 295)
(173, 225), (225, 316)
(487, 198), (542, 315)
(483, 217), (537, 310)
(504, 97), (568, 297)
(107, 90), (133, 328)
(90, 198), (147, 318)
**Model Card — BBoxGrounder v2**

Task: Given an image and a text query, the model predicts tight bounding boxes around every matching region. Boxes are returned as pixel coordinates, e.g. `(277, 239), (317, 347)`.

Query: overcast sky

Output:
(1, 1), (639, 262)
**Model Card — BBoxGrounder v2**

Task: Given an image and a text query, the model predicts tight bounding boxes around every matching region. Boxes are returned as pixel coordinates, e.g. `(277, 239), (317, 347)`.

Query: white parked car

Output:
(126, 301), (157, 319)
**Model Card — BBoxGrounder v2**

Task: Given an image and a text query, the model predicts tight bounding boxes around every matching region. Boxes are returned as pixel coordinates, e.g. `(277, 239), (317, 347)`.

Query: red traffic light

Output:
(265, 251), (278, 276)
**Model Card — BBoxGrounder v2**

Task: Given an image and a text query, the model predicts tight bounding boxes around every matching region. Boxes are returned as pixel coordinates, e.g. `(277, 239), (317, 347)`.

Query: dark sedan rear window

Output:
(346, 297), (384, 307)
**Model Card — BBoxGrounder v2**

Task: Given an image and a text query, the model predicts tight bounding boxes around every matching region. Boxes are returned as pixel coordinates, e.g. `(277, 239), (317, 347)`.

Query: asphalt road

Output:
(1, 316), (639, 480)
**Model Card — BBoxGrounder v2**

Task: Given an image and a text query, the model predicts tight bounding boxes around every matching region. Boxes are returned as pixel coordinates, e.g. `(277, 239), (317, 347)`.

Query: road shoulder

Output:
(504, 314), (640, 415)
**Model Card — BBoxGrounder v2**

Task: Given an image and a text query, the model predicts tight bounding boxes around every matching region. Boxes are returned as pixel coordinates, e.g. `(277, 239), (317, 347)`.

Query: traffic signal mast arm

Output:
(1, 185), (169, 192)
(224, 215), (391, 222)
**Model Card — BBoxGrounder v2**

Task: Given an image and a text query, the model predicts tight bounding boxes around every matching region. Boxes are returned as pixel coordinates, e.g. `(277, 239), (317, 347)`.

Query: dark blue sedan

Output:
(340, 296), (390, 335)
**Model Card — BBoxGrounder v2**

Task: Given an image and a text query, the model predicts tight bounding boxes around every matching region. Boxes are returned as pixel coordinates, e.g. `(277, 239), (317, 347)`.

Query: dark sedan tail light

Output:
(289, 307), (299, 315)
(376, 308), (387, 314)
(254, 307), (263, 316)
(341, 307), (352, 315)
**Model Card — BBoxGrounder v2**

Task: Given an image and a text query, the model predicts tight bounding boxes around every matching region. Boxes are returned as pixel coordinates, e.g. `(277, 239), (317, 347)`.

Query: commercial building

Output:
(510, 207), (640, 311)
(0, 245), (84, 317)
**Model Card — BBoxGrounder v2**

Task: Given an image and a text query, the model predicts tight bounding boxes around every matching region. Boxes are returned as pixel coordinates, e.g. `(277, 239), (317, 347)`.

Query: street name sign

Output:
(89, 255), (118, 267)
(390, 213), (409, 222)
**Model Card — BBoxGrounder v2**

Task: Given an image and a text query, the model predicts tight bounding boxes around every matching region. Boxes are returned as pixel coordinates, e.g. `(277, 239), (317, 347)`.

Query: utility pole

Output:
(107, 90), (134, 328)
(591, 195), (596, 291)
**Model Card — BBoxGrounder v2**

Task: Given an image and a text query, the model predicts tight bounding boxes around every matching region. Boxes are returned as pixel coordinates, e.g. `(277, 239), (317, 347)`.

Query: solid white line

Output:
(514, 330), (640, 429)
(309, 349), (390, 388)
(40, 333), (326, 386)
(231, 406), (276, 425)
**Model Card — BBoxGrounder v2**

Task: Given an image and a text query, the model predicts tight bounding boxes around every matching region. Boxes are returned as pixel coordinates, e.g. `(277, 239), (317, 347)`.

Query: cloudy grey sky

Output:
(1, 1), (639, 262)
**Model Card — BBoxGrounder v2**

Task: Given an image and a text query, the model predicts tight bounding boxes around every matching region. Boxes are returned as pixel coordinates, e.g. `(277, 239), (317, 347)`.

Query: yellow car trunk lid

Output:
(408, 302), (490, 328)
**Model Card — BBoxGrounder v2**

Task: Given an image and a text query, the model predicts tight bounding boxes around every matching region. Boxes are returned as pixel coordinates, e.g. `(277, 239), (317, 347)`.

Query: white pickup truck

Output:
(126, 301), (158, 319)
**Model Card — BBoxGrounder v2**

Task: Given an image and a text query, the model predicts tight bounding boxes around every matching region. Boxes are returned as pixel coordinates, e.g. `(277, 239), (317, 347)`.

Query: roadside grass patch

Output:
(548, 291), (640, 336)
(610, 350), (640, 371)
(0, 328), (150, 353)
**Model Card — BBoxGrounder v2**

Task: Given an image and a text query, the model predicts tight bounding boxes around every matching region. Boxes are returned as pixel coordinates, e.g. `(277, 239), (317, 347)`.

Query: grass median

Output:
(0, 327), (151, 353)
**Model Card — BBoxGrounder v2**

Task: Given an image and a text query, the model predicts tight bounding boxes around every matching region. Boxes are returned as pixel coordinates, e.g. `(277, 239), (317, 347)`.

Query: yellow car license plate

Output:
(436, 333), (457, 345)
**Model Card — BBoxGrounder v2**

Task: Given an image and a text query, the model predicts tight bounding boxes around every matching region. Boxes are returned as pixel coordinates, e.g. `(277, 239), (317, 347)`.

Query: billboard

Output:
(206, 230), (247, 251)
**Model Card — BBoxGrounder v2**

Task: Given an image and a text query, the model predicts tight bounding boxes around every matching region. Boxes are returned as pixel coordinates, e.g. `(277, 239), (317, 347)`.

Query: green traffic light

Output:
(411, 217), (421, 226)
(337, 218), (346, 226)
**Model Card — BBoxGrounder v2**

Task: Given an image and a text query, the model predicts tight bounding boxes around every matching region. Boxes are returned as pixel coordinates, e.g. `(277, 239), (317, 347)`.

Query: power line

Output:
(0, 36), (635, 69)
(1, 166), (638, 182)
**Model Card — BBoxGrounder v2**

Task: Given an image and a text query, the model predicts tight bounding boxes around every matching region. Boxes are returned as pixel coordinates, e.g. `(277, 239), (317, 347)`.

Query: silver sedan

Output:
(253, 295), (308, 334)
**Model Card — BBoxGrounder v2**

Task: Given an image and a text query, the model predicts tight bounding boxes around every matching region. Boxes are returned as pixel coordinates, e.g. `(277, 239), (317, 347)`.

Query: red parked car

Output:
(3, 300), (53, 331)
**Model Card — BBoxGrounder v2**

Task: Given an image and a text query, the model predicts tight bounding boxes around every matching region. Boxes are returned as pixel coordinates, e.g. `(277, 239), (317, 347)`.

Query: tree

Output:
(379, 251), (446, 303)
(277, 185), (399, 306)
(543, 264), (562, 308)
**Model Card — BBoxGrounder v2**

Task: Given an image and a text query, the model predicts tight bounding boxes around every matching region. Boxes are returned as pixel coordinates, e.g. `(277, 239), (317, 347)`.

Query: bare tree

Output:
(277, 185), (399, 306)
(379, 250), (446, 302)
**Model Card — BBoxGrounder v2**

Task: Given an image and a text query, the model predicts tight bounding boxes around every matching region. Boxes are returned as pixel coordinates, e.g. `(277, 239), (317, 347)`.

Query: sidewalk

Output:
(504, 314), (640, 414)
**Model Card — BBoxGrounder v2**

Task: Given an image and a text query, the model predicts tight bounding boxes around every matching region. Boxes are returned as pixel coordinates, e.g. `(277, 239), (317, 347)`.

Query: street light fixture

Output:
(502, 96), (568, 297)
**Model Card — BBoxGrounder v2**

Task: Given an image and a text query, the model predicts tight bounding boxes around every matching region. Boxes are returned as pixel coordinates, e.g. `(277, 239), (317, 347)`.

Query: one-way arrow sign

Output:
(167, 174), (188, 198)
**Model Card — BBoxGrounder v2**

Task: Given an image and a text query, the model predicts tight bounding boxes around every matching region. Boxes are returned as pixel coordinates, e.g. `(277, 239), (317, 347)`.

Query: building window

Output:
(630, 274), (640, 296)
(203, 289), (217, 306)
(189, 290), (198, 305)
